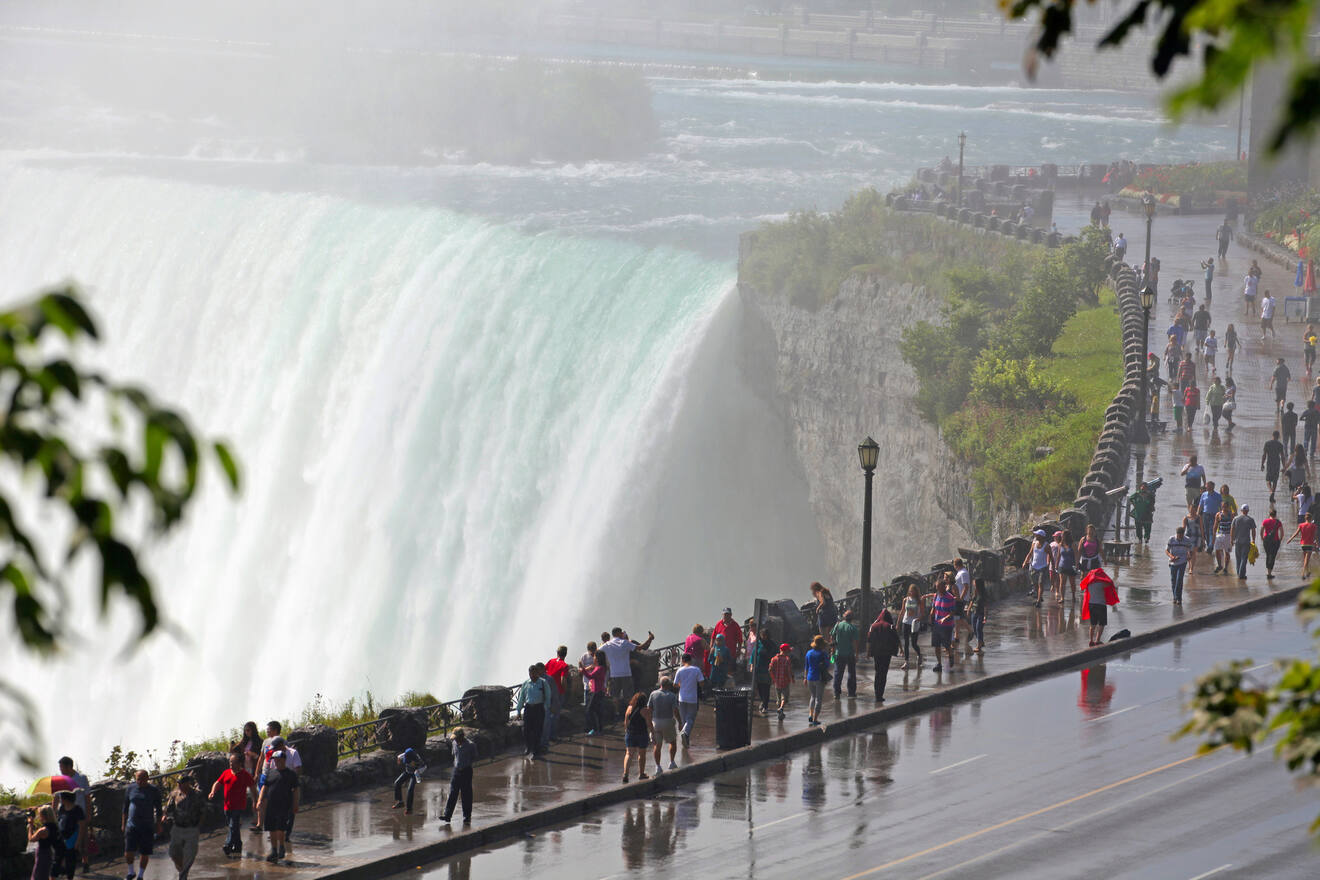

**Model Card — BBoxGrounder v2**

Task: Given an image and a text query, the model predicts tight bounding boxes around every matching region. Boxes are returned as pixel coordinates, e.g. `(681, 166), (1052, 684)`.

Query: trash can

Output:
(712, 687), (752, 750)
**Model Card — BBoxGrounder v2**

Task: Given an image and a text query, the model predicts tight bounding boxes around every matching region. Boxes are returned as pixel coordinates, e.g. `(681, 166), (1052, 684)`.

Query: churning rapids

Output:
(0, 47), (1231, 778)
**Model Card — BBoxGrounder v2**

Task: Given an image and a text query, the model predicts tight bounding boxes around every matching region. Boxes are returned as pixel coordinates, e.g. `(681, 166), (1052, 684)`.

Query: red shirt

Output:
(544, 657), (570, 694)
(1262, 517), (1283, 541)
(584, 665), (607, 694)
(217, 768), (255, 811)
(1300, 522), (1317, 545)
(713, 619), (743, 658)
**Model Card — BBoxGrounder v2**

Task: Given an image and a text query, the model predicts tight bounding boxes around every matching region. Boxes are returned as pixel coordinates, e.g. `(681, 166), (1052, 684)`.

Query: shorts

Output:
(1214, 533), (1231, 552)
(1088, 603), (1108, 626)
(652, 722), (677, 744)
(1267, 467), (1281, 484)
(1029, 567), (1048, 587)
(264, 809), (290, 832)
(1058, 566), (1077, 577)
(624, 732), (649, 749)
(931, 624), (953, 648)
(124, 824), (155, 855)
(954, 599), (966, 616)
(1303, 545), (1318, 553)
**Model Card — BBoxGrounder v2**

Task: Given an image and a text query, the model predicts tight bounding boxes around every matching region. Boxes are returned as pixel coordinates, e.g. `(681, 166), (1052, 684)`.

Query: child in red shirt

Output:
(768, 644), (794, 721)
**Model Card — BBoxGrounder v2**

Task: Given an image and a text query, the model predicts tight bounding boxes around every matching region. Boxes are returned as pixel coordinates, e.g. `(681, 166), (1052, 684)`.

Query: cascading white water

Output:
(0, 164), (824, 776)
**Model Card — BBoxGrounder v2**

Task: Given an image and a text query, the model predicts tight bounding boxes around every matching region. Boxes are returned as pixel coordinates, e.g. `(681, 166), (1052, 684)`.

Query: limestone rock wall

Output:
(737, 271), (1025, 590)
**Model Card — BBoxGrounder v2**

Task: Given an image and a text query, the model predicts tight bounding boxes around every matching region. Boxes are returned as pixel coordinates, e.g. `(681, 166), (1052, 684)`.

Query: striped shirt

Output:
(932, 591), (956, 626)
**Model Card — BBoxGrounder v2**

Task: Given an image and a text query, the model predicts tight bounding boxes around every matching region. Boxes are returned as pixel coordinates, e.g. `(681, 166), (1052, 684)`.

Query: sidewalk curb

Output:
(313, 585), (1304, 880)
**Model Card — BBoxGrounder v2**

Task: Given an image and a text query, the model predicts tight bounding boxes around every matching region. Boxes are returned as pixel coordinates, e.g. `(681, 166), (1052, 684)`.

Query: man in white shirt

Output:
(254, 728), (301, 833)
(673, 653), (705, 749)
(601, 626), (655, 714)
(1260, 290), (1277, 340)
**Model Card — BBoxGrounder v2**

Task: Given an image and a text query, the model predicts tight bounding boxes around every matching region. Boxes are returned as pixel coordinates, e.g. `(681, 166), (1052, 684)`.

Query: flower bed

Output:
(1253, 189), (1320, 258)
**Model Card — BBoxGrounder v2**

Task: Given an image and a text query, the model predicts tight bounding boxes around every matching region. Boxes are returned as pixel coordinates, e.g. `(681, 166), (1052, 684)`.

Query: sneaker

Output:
(126, 872), (136, 880)
(441, 815), (452, 823)
(777, 709), (785, 721)
(933, 664), (942, 672)
(405, 809), (413, 815)
(266, 853), (279, 864)
(621, 774), (629, 784)
(668, 760), (677, 769)
(681, 732), (690, 748)
(585, 729), (596, 736)
(223, 845), (232, 856)
(392, 801), (404, 809)
(654, 765), (663, 776)
(278, 847), (285, 860)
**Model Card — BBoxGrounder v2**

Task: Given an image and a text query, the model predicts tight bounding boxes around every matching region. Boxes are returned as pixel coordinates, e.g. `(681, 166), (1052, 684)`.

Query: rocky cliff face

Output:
(738, 271), (1025, 589)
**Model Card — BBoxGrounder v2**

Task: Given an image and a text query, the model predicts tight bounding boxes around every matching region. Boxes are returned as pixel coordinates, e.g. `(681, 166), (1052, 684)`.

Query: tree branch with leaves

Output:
(0, 285), (239, 769)
(1003, 0), (1320, 153)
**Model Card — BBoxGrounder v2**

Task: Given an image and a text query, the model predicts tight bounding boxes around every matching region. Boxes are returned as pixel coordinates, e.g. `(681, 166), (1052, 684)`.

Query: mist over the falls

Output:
(0, 0), (1234, 778)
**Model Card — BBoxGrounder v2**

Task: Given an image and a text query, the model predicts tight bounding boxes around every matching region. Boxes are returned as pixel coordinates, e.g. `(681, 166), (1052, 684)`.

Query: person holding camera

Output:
(441, 729), (477, 824)
(28, 804), (59, 880)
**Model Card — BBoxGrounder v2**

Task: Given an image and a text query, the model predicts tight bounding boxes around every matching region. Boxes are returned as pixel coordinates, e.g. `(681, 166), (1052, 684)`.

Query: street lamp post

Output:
(956, 131), (967, 208)
(858, 437), (879, 626)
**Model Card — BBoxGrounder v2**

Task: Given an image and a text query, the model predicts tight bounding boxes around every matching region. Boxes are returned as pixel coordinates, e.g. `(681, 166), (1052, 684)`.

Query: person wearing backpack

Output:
(54, 791), (83, 880)
(866, 609), (900, 703)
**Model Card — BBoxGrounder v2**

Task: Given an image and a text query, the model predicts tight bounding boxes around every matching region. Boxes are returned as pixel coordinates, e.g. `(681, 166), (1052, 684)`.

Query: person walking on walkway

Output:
(769, 643), (793, 720)
(1192, 303), (1211, 353)
(803, 635), (829, 726)
(683, 624), (709, 680)
(1182, 455), (1206, 509)
(1232, 505), (1257, 579)
(1305, 325), (1318, 375)
(810, 582), (838, 635)
(1206, 376), (1226, 429)
(621, 692), (651, 784)
(1244, 271), (1259, 317)
(1273, 359), (1293, 412)
(647, 678), (680, 773)
(1181, 505), (1202, 575)
(968, 578), (989, 653)
(1166, 526), (1195, 606)
(209, 752), (254, 858)
(1263, 430), (1286, 500)
(674, 652), (704, 748)
(441, 729), (476, 824)
(1262, 508), (1284, 578)
(1081, 568), (1119, 644)
(866, 609), (899, 703)
(1213, 503), (1234, 573)
(122, 769), (162, 880)
(930, 579), (958, 673)
(899, 584), (924, 670)
(1055, 529), (1079, 600)
(1287, 511), (1318, 576)
(1204, 329), (1220, 373)
(1260, 290), (1277, 340)
(1202, 257), (1215, 302)
(255, 752), (297, 864)
(1224, 323), (1239, 370)
(1302, 400), (1320, 459)
(830, 610), (860, 698)
(515, 665), (553, 759)
(1024, 529), (1051, 607)
(164, 773), (204, 880)
(1216, 220), (1232, 260)
(1184, 382), (1201, 430)
(1198, 481), (1222, 554)
(749, 627), (774, 714)
(1177, 353), (1197, 395)
(1287, 445), (1310, 495)
(1078, 524), (1104, 574)
(391, 748), (427, 815)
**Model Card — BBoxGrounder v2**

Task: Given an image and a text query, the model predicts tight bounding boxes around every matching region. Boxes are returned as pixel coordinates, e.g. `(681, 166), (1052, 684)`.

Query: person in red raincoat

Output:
(1080, 568), (1120, 646)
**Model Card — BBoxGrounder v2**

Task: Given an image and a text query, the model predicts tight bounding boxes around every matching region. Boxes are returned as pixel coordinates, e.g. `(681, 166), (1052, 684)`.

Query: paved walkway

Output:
(76, 212), (1311, 879)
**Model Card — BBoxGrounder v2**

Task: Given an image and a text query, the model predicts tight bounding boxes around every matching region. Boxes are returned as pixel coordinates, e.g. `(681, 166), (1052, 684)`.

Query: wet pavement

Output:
(388, 609), (1317, 880)
(75, 213), (1315, 878)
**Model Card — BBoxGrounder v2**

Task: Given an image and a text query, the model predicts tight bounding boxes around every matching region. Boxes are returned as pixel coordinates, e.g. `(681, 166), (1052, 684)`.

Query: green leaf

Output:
(213, 441), (241, 491)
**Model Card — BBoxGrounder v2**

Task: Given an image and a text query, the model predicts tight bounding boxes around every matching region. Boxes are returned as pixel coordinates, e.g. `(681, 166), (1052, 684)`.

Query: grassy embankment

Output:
(0, 688), (440, 803)
(741, 189), (1119, 530)
(1252, 188), (1320, 257)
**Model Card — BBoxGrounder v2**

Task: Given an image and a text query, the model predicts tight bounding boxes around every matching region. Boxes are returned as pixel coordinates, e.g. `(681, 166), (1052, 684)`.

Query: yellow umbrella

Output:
(26, 775), (73, 796)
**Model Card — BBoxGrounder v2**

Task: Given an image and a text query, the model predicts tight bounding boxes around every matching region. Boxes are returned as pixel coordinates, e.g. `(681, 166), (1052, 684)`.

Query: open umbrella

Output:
(26, 775), (73, 796)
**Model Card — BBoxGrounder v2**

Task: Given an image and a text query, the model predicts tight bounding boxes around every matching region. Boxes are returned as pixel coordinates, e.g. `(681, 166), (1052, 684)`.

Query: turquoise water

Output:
(0, 57), (1231, 776)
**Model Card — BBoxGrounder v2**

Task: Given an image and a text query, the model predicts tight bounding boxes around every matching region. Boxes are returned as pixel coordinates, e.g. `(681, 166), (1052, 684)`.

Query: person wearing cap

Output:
(866, 608), (899, 703)
(252, 733), (299, 839)
(768, 643), (793, 721)
(209, 751), (255, 857)
(392, 747), (428, 815)
(164, 773), (204, 880)
(1231, 504), (1257, 580)
(121, 769), (162, 880)
(56, 757), (89, 874)
(254, 751), (299, 863)
(646, 677), (681, 774)
(712, 608), (743, 663)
